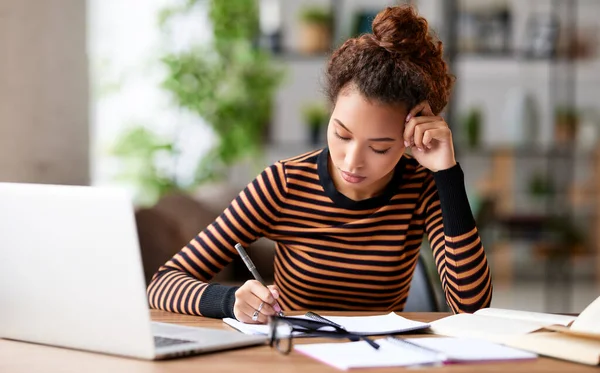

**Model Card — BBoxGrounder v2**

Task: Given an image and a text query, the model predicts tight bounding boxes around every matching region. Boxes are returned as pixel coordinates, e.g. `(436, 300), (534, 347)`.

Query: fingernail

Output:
(417, 147), (423, 152)
(405, 114), (411, 122)
(274, 303), (282, 313)
(270, 289), (279, 299)
(404, 140), (409, 147)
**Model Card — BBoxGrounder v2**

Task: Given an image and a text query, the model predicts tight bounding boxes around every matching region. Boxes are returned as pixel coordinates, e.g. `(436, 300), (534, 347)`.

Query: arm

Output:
(147, 162), (288, 318)
(418, 164), (492, 313)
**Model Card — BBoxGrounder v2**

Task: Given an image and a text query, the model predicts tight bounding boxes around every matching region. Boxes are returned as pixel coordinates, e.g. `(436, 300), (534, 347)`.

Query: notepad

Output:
(294, 337), (537, 370)
(223, 312), (430, 336)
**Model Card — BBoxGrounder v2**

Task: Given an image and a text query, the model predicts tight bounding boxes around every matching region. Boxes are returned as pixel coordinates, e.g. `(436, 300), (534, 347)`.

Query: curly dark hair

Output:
(325, 5), (454, 115)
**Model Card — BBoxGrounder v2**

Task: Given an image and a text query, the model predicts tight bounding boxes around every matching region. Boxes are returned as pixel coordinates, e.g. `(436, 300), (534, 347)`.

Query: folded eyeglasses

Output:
(267, 315), (380, 355)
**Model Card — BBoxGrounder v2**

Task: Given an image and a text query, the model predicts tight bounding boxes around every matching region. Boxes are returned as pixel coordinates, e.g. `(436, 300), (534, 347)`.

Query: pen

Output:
(305, 311), (346, 330)
(387, 337), (447, 363)
(235, 243), (284, 317)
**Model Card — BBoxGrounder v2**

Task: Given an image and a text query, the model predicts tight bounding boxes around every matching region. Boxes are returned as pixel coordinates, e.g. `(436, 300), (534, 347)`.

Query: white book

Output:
(429, 296), (600, 366)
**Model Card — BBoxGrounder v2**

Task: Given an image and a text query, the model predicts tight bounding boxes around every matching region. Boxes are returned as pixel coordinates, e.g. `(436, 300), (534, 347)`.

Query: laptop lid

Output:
(0, 182), (156, 359)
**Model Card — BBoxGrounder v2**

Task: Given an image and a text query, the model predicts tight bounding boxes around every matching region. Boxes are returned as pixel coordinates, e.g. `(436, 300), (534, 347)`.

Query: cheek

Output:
(369, 153), (402, 175)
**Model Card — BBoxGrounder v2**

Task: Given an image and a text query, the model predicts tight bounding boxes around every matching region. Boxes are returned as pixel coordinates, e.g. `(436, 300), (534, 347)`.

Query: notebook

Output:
(429, 296), (600, 365)
(294, 337), (537, 370)
(223, 312), (429, 336)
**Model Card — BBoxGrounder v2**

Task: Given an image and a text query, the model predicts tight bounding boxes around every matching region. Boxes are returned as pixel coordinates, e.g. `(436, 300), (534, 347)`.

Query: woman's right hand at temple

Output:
(233, 280), (282, 324)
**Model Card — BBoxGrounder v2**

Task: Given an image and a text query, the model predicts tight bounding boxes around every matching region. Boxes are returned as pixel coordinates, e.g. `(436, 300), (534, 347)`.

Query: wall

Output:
(0, 0), (88, 185)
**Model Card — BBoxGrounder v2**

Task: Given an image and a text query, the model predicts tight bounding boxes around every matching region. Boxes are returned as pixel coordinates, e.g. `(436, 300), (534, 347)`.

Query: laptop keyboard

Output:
(154, 335), (195, 348)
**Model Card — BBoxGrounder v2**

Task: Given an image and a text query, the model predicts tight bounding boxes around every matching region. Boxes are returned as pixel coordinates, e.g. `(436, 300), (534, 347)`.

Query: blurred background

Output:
(1, 0), (598, 314)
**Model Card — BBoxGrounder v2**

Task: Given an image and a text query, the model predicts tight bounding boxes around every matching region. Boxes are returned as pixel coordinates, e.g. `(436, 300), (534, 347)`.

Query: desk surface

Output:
(1, 310), (597, 373)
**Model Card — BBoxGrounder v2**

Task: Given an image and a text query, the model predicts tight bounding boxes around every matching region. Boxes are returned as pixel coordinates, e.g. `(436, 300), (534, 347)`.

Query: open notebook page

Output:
(570, 296), (600, 334)
(294, 337), (536, 370)
(429, 314), (545, 343)
(223, 312), (429, 336)
(403, 337), (537, 362)
(294, 339), (442, 370)
(474, 308), (577, 327)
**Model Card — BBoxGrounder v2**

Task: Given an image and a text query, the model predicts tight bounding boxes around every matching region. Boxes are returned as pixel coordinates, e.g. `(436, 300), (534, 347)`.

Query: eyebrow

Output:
(333, 119), (396, 142)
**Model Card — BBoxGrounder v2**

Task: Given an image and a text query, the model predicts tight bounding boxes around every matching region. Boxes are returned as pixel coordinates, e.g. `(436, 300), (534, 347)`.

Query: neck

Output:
(327, 155), (395, 201)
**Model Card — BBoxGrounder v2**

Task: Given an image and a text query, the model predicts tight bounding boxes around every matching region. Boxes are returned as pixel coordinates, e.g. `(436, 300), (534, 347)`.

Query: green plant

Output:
(299, 6), (333, 25)
(110, 126), (179, 206)
(463, 107), (482, 149)
(301, 102), (329, 129)
(160, 0), (284, 183)
(528, 172), (554, 197)
(555, 106), (580, 123)
(109, 0), (284, 205)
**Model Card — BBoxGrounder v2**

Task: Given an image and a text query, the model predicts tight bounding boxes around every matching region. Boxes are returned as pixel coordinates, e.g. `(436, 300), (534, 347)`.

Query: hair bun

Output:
(371, 6), (430, 58)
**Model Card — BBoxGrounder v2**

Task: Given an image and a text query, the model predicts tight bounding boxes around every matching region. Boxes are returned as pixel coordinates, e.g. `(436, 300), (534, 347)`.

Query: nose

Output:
(344, 143), (364, 171)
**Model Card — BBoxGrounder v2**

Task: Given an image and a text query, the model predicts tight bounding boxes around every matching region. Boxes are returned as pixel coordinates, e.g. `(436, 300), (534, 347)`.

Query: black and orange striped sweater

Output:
(147, 148), (492, 318)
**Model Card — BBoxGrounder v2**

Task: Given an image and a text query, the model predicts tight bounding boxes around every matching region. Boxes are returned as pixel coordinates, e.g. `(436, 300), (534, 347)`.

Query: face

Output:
(327, 90), (408, 201)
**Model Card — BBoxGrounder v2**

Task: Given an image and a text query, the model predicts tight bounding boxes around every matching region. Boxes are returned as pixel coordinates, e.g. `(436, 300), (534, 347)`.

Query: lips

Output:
(340, 170), (366, 184)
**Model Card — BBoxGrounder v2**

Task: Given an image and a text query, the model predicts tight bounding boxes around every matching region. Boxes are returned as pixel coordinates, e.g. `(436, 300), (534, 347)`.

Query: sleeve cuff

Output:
(433, 163), (476, 236)
(199, 284), (239, 319)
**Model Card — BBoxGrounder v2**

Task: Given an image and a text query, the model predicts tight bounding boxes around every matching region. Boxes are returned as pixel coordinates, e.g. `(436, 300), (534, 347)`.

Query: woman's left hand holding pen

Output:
(233, 280), (283, 324)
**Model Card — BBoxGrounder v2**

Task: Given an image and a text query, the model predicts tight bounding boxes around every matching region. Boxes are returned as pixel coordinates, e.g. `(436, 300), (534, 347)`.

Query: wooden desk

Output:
(1, 310), (596, 373)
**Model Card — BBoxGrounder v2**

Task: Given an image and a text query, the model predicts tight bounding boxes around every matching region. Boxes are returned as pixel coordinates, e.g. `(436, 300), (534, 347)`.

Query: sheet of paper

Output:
(294, 339), (442, 370)
(223, 312), (429, 336)
(404, 337), (537, 362)
(317, 312), (429, 335)
(223, 318), (271, 335)
(429, 314), (545, 342)
(475, 308), (577, 327)
(571, 296), (600, 334)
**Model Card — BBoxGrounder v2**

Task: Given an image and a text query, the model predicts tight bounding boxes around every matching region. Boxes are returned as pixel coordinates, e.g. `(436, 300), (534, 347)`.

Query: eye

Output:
(334, 132), (350, 141)
(371, 148), (390, 155)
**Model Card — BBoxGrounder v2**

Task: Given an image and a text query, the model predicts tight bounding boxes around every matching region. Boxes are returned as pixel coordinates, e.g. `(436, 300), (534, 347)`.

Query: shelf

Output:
(455, 55), (600, 82)
(457, 145), (597, 158)
(271, 49), (330, 62)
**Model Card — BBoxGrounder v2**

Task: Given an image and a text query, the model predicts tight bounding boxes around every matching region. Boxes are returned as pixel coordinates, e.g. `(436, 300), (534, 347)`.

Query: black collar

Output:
(317, 147), (406, 210)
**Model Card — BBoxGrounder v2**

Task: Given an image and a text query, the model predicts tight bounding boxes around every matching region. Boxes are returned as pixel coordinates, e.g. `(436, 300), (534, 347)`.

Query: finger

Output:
(410, 121), (444, 149)
(248, 294), (277, 317)
(247, 280), (276, 304)
(267, 285), (280, 300)
(405, 102), (426, 123)
(237, 301), (269, 324)
(405, 101), (434, 123)
(267, 285), (283, 314)
(403, 116), (439, 146)
(422, 128), (452, 148)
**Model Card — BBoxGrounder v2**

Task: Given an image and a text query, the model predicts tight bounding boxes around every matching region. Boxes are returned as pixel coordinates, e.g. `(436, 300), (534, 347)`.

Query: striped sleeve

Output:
(419, 163), (492, 313)
(146, 162), (288, 318)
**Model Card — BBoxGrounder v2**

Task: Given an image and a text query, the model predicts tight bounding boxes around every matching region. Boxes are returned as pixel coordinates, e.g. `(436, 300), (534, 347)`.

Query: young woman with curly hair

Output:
(147, 5), (493, 323)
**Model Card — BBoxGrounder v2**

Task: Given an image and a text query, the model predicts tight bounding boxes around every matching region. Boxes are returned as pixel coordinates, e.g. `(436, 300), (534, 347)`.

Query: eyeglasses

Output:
(267, 316), (380, 355)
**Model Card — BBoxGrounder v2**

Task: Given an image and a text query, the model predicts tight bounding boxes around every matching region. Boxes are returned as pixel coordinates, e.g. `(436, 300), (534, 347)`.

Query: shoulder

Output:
(277, 148), (322, 175)
(279, 148), (323, 165)
(256, 148), (323, 191)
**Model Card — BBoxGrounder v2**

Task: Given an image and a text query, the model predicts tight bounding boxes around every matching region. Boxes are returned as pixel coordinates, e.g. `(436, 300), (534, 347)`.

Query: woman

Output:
(147, 5), (492, 323)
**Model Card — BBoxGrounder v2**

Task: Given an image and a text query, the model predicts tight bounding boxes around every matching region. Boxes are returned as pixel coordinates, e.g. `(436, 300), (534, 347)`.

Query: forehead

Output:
(333, 91), (408, 133)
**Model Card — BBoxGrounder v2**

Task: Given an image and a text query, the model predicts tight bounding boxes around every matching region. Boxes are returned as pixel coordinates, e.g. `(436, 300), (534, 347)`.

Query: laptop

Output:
(0, 182), (266, 360)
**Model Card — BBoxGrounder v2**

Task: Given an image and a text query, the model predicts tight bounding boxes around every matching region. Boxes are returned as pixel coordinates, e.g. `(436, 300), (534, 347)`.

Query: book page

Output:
(570, 296), (600, 334)
(429, 314), (545, 343)
(322, 312), (429, 335)
(294, 339), (442, 370)
(223, 312), (429, 336)
(503, 332), (600, 366)
(474, 308), (577, 326)
(223, 318), (270, 335)
(404, 337), (537, 362)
